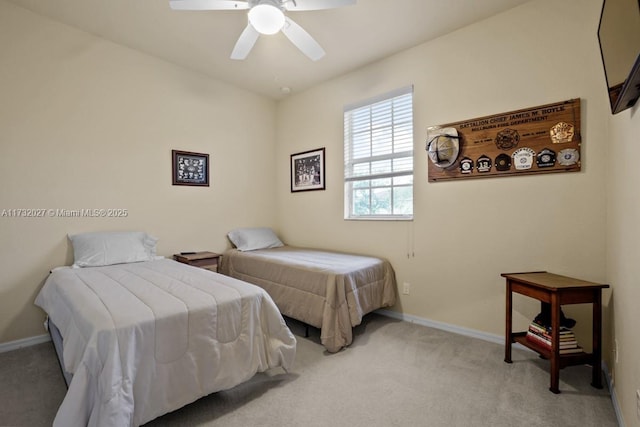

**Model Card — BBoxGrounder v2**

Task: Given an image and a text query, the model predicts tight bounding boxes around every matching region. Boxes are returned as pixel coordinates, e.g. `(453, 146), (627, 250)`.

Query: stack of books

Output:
(526, 320), (583, 354)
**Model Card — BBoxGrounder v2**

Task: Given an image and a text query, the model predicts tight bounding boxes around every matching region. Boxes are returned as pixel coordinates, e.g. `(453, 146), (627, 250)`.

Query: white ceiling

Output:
(7, 0), (531, 100)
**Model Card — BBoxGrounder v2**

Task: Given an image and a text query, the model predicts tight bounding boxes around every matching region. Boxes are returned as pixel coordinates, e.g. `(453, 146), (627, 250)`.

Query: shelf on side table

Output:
(512, 332), (593, 368)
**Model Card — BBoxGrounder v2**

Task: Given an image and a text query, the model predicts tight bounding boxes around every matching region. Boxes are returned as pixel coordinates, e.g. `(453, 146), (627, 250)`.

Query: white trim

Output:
(0, 334), (50, 353)
(345, 215), (413, 221)
(343, 87), (414, 220)
(376, 309), (534, 353)
(602, 362), (626, 427)
(376, 309), (623, 426)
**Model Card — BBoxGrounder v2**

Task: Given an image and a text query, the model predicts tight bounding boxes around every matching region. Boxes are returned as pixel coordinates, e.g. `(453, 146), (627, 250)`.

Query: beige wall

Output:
(276, 0), (609, 352)
(607, 105), (640, 425)
(276, 0), (640, 422)
(3, 0), (639, 424)
(0, 1), (278, 342)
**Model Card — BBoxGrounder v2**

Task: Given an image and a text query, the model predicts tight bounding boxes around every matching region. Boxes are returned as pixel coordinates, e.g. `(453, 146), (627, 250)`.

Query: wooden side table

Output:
(173, 251), (221, 272)
(502, 271), (609, 393)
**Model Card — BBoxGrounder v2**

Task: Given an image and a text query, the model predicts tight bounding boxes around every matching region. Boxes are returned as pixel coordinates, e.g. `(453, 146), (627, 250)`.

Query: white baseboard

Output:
(602, 362), (625, 427)
(0, 334), (50, 354)
(376, 309), (623, 427)
(376, 308), (525, 348)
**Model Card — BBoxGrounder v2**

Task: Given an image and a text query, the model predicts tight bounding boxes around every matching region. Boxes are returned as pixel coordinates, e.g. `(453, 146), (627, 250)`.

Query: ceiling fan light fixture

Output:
(248, 3), (285, 35)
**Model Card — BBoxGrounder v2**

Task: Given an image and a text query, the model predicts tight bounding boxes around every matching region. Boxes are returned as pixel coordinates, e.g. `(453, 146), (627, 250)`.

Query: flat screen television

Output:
(598, 0), (640, 114)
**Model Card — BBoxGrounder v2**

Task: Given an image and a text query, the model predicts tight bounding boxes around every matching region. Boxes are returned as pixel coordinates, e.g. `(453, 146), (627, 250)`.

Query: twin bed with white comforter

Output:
(35, 232), (296, 427)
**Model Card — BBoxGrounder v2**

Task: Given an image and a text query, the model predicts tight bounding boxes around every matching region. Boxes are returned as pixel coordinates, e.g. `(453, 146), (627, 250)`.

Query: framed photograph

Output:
(172, 150), (209, 186)
(291, 147), (325, 192)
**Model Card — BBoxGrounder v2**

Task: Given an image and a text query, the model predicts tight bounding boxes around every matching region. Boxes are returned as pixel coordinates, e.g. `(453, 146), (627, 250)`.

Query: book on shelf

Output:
(559, 335), (577, 341)
(525, 331), (552, 347)
(529, 321), (574, 336)
(526, 332), (582, 352)
(559, 347), (584, 354)
(525, 320), (581, 353)
(527, 328), (577, 345)
(529, 321), (574, 335)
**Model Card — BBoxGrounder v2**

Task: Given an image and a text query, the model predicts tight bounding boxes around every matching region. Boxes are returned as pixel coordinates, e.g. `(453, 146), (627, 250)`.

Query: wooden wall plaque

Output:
(427, 99), (581, 182)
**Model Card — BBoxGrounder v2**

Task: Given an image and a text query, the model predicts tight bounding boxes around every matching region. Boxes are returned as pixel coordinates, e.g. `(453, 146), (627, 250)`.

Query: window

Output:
(343, 86), (414, 220)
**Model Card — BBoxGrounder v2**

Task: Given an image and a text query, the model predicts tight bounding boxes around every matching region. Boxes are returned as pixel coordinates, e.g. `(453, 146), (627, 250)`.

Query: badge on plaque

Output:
(558, 148), (580, 166)
(495, 153), (511, 171)
(495, 128), (520, 150)
(476, 155), (492, 173)
(512, 147), (535, 170)
(536, 148), (556, 168)
(550, 122), (575, 144)
(459, 157), (473, 174)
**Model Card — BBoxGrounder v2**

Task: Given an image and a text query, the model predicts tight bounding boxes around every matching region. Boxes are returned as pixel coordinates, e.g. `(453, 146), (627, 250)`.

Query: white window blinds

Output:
(344, 86), (414, 220)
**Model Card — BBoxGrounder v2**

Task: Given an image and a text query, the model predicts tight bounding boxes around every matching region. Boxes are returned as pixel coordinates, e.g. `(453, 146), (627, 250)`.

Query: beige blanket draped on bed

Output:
(220, 246), (397, 352)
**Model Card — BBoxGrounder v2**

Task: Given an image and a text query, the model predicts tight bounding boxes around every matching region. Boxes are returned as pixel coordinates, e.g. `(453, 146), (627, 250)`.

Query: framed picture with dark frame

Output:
(172, 150), (209, 186)
(290, 147), (325, 192)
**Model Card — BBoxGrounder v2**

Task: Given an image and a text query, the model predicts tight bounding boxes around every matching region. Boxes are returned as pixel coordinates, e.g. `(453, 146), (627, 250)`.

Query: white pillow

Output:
(227, 227), (284, 251)
(69, 231), (158, 267)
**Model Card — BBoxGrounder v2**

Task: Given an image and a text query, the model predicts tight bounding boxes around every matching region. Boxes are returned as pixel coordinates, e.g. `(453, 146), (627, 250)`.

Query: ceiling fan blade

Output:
(281, 17), (325, 61)
(169, 0), (248, 11)
(284, 0), (355, 11)
(231, 24), (260, 60)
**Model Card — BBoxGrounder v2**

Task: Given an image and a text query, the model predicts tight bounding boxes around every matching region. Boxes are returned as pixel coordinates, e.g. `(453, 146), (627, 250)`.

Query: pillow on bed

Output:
(69, 231), (158, 267)
(227, 227), (284, 251)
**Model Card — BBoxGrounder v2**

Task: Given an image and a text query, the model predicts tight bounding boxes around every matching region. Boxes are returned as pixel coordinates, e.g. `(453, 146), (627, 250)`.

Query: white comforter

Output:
(35, 259), (296, 427)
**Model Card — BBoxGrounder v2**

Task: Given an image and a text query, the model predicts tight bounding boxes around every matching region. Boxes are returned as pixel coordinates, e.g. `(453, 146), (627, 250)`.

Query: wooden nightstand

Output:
(173, 251), (221, 272)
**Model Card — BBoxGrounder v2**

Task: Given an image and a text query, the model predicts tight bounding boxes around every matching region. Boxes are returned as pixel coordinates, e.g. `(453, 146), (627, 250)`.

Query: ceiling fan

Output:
(169, 0), (356, 61)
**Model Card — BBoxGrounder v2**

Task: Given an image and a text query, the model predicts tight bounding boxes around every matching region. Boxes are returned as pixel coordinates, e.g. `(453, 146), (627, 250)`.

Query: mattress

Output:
(219, 246), (397, 352)
(35, 259), (296, 427)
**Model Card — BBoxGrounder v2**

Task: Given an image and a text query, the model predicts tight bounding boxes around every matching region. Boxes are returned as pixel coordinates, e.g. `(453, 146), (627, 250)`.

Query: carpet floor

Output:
(0, 314), (619, 426)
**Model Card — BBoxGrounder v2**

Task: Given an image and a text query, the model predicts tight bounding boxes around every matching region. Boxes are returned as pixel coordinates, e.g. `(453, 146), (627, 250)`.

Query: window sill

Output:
(344, 216), (413, 221)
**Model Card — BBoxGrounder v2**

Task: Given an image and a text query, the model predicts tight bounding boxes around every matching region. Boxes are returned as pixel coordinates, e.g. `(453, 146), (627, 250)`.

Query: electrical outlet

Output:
(403, 282), (411, 295)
